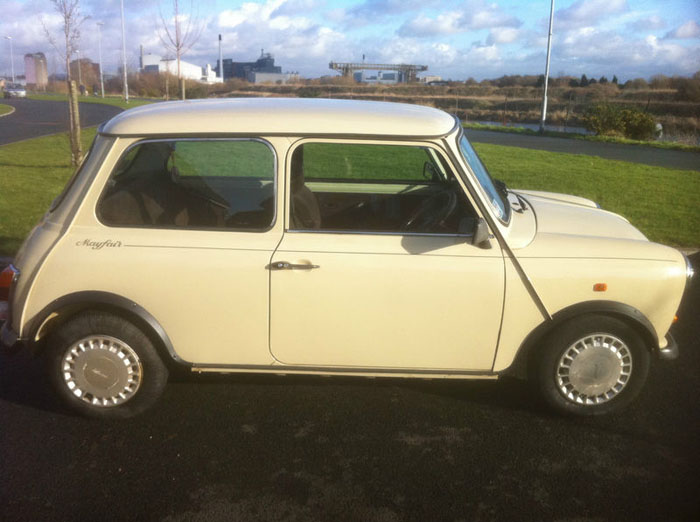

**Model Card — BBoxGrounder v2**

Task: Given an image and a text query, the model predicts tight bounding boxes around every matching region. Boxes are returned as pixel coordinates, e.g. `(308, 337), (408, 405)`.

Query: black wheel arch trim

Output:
(24, 291), (184, 365)
(502, 300), (659, 378)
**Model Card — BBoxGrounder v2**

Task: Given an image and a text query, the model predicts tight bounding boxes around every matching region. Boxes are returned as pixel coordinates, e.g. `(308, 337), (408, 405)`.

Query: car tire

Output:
(46, 311), (169, 419)
(535, 314), (650, 416)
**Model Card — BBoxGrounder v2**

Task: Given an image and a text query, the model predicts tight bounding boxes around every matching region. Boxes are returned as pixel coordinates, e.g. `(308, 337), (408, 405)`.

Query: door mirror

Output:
(459, 217), (491, 248)
(472, 218), (491, 248)
(422, 161), (440, 181)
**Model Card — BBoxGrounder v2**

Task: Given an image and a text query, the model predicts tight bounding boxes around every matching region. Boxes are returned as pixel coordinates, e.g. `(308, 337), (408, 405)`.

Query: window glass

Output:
(458, 134), (509, 223)
(99, 139), (275, 230)
(289, 142), (476, 234)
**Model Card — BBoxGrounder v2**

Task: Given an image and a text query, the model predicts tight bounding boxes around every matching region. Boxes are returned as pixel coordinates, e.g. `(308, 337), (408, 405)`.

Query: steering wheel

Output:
(401, 188), (458, 232)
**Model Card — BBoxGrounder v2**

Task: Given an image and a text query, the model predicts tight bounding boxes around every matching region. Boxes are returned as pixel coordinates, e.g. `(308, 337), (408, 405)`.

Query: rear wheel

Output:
(535, 315), (650, 416)
(46, 311), (168, 418)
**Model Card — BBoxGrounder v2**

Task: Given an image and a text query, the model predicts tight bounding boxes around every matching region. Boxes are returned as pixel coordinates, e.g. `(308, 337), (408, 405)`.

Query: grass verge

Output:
(0, 131), (697, 257)
(28, 93), (155, 109)
(0, 104), (13, 116)
(463, 122), (700, 153)
(474, 143), (700, 247)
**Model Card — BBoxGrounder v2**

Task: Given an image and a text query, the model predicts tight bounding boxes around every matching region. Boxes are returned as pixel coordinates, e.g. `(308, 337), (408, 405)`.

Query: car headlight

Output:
(682, 252), (695, 281)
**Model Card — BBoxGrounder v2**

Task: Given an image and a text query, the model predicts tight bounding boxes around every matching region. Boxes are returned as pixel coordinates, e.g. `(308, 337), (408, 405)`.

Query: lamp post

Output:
(97, 22), (105, 98)
(119, 0), (129, 103)
(76, 48), (83, 88)
(4, 36), (14, 83)
(539, 0), (555, 133)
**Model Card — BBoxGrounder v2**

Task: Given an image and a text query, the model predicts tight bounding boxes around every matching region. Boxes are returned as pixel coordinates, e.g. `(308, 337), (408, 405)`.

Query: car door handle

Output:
(267, 261), (320, 270)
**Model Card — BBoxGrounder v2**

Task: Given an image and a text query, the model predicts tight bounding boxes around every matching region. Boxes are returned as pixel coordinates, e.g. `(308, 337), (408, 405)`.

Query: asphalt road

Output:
(1, 253), (698, 522)
(0, 98), (122, 145)
(464, 128), (700, 171)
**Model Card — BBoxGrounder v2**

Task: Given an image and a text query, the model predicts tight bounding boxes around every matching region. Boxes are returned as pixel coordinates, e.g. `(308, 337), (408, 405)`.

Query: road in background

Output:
(464, 128), (700, 171)
(0, 98), (122, 145)
(0, 253), (698, 521)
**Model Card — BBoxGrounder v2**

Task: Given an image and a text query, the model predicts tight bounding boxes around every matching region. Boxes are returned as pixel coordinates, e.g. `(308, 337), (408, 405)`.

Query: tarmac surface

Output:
(0, 98), (698, 171)
(0, 253), (698, 521)
(0, 98), (122, 145)
(464, 128), (700, 171)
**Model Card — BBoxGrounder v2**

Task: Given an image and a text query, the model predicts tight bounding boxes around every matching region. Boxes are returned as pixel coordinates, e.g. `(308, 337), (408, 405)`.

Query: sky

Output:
(2, 0), (699, 81)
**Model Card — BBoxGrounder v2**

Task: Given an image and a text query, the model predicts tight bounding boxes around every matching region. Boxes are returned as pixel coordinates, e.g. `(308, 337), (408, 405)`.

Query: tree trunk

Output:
(68, 80), (83, 166)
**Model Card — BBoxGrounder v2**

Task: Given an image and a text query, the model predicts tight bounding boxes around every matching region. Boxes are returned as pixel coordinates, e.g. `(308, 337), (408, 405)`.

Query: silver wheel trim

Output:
(61, 335), (143, 408)
(556, 333), (633, 405)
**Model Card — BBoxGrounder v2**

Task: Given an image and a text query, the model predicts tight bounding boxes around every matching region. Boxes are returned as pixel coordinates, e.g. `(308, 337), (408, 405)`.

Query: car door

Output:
(269, 140), (505, 371)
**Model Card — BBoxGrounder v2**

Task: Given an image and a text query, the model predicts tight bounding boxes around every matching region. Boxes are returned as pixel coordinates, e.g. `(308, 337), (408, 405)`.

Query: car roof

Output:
(100, 97), (458, 139)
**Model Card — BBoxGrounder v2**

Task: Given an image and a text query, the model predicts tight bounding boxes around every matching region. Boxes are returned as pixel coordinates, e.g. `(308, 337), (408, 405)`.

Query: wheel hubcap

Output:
(61, 336), (142, 407)
(556, 333), (632, 405)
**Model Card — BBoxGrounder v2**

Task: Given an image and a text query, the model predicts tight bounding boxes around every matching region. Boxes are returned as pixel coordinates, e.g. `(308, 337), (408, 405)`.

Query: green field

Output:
(0, 104), (13, 116)
(28, 93), (154, 109)
(0, 129), (698, 256)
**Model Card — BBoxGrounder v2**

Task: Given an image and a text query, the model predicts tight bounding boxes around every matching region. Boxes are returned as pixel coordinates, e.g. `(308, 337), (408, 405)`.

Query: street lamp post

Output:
(4, 36), (15, 83)
(539, 0), (555, 133)
(97, 22), (105, 98)
(119, 0), (129, 103)
(76, 49), (83, 88)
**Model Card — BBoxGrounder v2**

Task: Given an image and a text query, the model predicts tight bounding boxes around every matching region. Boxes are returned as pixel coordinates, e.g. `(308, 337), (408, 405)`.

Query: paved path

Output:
(465, 128), (700, 171)
(0, 98), (122, 145)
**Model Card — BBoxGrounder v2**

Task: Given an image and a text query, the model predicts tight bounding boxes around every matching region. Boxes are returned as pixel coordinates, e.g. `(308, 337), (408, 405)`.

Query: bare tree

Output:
(158, 0), (202, 100)
(43, 0), (88, 166)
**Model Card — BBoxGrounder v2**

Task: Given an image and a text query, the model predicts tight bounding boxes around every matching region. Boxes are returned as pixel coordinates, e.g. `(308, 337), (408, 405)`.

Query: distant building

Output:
(353, 70), (401, 84)
(420, 75), (443, 84)
(216, 51), (296, 83)
(24, 52), (48, 87)
(141, 53), (221, 84)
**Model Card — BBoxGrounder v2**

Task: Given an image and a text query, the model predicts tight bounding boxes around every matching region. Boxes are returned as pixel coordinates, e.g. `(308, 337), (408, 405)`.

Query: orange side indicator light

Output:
(673, 315), (678, 324)
(593, 283), (608, 292)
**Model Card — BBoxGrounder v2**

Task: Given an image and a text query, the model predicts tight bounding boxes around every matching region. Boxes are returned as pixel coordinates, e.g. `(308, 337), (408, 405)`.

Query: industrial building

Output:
(140, 52), (221, 84)
(24, 52), (48, 87)
(216, 51), (297, 84)
(330, 61), (428, 83)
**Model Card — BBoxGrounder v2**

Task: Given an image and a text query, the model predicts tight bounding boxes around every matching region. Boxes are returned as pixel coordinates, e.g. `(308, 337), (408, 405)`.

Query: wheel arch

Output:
(502, 300), (658, 379)
(25, 291), (185, 368)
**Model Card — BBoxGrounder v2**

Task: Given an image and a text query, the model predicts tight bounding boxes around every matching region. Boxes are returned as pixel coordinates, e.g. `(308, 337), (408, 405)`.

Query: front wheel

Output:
(46, 311), (169, 419)
(535, 315), (650, 416)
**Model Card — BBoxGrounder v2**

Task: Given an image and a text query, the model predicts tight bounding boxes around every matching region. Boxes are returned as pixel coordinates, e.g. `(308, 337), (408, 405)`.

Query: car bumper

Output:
(658, 333), (679, 361)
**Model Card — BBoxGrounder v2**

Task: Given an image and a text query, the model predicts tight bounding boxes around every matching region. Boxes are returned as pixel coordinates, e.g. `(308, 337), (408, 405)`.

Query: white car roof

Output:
(100, 97), (458, 138)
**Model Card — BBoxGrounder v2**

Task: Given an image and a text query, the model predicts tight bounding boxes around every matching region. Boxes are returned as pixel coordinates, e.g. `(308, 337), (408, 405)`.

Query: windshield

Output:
(458, 133), (510, 223)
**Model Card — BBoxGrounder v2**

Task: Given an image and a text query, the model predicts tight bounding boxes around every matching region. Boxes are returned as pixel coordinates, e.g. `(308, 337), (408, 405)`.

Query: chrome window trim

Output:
(286, 228), (473, 239)
(454, 129), (511, 227)
(95, 137), (279, 233)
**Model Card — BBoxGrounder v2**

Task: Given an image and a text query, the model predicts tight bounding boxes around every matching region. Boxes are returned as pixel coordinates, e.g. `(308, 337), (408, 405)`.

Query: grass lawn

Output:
(0, 130), (698, 256)
(0, 104), (13, 116)
(28, 93), (154, 110)
(463, 122), (700, 153)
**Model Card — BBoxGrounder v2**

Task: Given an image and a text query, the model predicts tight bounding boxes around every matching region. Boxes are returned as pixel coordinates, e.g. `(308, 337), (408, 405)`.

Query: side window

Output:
(289, 142), (476, 234)
(99, 139), (275, 230)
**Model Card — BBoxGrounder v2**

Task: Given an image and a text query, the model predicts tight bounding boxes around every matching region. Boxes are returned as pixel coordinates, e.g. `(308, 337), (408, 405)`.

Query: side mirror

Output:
(422, 161), (440, 181)
(472, 218), (491, 248)
(459, 217), (491, 248)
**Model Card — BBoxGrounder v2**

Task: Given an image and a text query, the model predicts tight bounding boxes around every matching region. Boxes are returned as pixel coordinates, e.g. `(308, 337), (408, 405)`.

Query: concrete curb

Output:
(0, 105), (16, 118)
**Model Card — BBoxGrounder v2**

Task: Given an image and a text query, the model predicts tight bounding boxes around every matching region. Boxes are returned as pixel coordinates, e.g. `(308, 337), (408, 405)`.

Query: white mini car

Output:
(0, 98), (693, 418)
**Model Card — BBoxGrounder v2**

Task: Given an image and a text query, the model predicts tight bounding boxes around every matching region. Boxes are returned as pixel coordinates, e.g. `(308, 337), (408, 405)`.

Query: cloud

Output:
(664, 20), (700, 40)
(627, 15), (666, 32)
(486, 28), (521, 45)
(555, 0), (628, 29)
(397, 1), (521, 38)
(397, 12), (464, 38)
